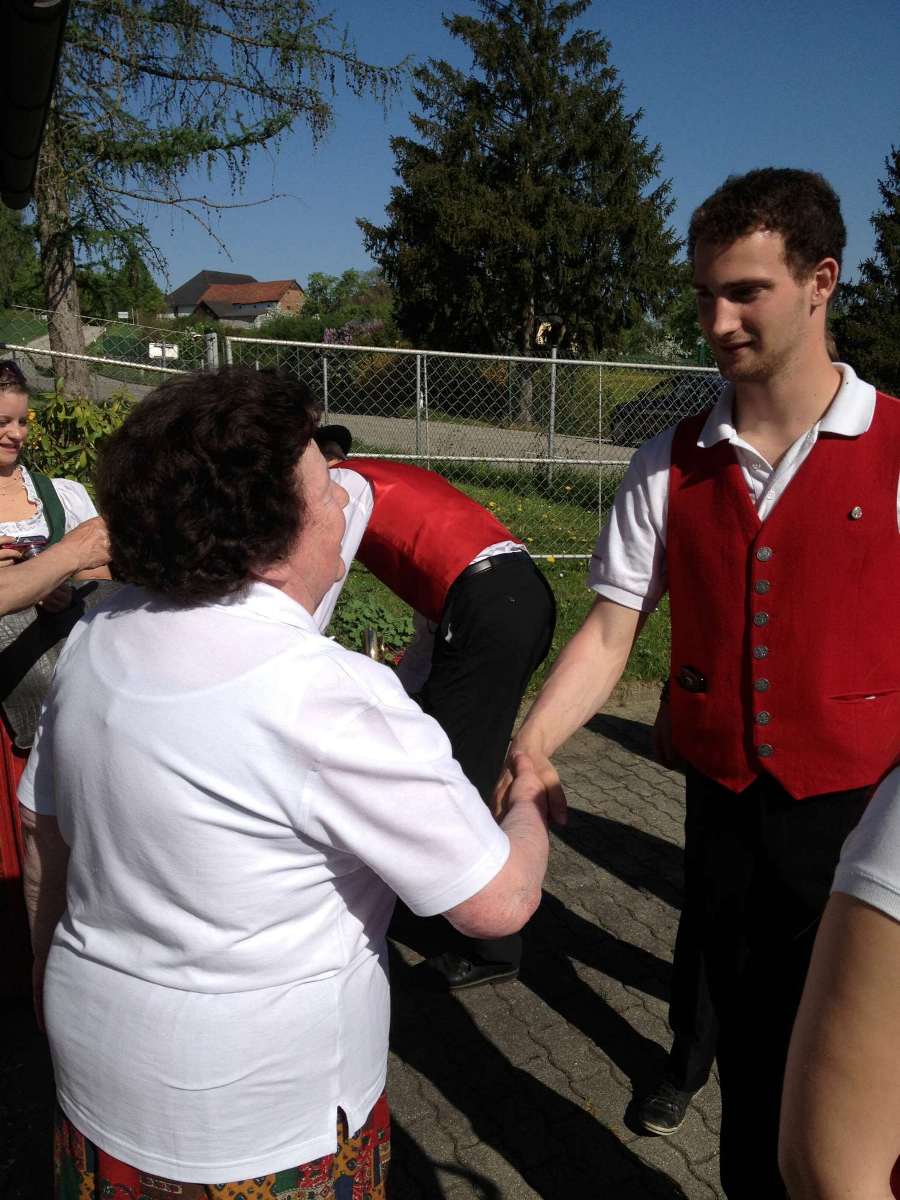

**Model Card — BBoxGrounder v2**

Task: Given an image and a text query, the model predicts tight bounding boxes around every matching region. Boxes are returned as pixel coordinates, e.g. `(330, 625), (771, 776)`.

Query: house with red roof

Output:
(165, 271), (305, 326)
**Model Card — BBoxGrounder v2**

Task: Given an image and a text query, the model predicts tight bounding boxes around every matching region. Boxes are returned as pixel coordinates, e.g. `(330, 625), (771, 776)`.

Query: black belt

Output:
(458, 550), (530, 581)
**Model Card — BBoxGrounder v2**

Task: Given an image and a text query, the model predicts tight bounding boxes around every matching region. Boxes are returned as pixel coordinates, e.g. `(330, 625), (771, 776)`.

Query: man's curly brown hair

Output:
(96, 367), (318, 605)
(688, 168), (846, 280)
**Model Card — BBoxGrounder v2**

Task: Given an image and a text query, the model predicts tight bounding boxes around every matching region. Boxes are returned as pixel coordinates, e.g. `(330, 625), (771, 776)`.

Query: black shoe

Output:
(634, 1077), (700, 1135)
(426, 952), (519, 992)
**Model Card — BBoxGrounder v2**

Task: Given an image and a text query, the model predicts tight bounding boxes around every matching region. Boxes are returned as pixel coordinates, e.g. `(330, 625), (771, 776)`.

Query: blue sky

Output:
(145, 0), (900, 294)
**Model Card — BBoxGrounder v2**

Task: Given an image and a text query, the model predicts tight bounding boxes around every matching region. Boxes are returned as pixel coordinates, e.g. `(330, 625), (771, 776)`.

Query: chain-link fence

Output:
(225, 337), (721, 558)
(0, 315), (722, 559)
(0, 305), (215, 399)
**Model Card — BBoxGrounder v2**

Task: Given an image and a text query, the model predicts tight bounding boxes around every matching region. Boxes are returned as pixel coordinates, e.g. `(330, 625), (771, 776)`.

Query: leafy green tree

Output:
(0, 208), (43, 310)
(76, 251), (164, 321)
(34, 1), (401, 394)
(360, 0), (679, 417)
(264, 267), (397, 344)
(833, 146), (900, 394)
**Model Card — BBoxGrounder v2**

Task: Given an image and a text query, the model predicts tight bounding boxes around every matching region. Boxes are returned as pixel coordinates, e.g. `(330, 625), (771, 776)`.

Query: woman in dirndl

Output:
(0, 358), (109, 999)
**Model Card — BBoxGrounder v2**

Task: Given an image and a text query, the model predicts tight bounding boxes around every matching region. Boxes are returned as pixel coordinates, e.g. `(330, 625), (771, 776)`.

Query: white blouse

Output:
(19, 582), (509, 1182)
(0, 465), (97, 539)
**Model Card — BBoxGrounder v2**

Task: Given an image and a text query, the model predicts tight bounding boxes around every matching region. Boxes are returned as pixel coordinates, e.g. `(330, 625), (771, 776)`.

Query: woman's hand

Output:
(0, 543), (25, 568)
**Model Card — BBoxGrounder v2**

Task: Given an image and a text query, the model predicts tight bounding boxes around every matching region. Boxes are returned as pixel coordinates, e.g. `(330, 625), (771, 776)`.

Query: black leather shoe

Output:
(426, 952), (519, 991)
(634, 1077), (700, 1135)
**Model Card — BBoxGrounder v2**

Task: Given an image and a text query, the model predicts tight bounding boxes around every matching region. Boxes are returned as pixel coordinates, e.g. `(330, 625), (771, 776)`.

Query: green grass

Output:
(85, 324), (206, 387)
(0, 309), (47, 345)
(329, 472), (669, 691)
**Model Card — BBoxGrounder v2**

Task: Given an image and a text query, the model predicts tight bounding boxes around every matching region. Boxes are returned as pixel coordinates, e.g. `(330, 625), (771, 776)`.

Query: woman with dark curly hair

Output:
(17, 367), (551, 1198)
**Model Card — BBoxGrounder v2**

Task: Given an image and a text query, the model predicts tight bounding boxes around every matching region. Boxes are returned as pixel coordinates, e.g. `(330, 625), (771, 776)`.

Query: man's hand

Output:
(59, 517), (110, 573)
(0, 544), (25, 568)
(494, 746), (567, 826)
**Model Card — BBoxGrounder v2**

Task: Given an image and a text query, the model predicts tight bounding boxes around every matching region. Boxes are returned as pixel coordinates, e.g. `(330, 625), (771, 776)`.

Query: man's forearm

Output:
(513, 596), (644, 759)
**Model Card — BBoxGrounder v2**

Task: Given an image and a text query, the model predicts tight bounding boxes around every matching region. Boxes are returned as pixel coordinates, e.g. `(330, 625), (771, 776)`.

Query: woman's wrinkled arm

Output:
(779, 891), (900, 1200)
(0, 518), (110, 614)
(20, 806), (69, 1030)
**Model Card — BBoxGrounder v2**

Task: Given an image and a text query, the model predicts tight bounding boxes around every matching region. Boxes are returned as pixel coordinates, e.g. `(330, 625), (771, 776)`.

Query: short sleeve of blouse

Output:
(301, 663), (510, 917)
(51, 478), (98, 533)
(832, 766), (900, 921)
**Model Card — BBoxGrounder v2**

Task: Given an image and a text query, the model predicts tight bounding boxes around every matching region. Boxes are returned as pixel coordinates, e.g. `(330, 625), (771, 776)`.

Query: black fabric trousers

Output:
(679, 769), (870, 1199)
(417, 553), (556, 967)
(665, 897), (718, 1094)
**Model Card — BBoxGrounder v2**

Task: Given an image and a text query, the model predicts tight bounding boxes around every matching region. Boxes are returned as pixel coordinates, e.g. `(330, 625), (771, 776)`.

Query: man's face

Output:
(693, 230), (819, 384)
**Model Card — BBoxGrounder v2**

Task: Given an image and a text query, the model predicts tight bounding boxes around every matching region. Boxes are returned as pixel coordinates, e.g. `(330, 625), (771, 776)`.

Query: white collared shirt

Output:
(588, 363), (879, 612)
(19, 582), (508, 1181)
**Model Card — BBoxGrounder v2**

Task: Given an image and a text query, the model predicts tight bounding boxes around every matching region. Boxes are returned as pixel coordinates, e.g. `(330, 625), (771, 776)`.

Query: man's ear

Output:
(811, 257), (840, 308)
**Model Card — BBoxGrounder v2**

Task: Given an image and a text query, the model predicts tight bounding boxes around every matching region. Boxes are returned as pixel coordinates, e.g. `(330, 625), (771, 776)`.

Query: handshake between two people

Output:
(493, 746), (567, 828)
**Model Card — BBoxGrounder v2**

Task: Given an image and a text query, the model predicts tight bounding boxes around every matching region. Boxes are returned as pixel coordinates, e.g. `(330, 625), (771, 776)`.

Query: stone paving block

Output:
(633, 1131), (722, 1199)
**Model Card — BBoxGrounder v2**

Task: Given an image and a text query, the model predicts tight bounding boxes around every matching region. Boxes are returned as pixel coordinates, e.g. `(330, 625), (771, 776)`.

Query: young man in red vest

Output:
(496, 168), (900, 1198)
(313, 433), (557, 990)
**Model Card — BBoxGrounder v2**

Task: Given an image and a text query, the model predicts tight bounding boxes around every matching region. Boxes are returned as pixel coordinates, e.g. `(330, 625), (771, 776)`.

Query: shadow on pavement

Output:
(553, 808), (685, 911)
(519, 892), (670, 1094)
(391, 1118), (502, 1199)
(389, 948), (688, 1200)
(585, 712), (658, 761)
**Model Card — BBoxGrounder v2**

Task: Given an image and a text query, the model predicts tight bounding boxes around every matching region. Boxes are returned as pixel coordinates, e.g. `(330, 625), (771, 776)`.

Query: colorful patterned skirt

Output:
(53, 1093), (390, 1199)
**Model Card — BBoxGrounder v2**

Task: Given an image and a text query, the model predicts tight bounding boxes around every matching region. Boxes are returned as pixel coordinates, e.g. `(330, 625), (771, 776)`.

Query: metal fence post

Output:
(224, 337), (233, 366)
(322, 353), (329, 418)
(204, 332), (219, 370)
(422, 352), (430, 467)
(597, 363), (603, 532)
(415, 352), (422, 456)
(547, 346), (557, 486)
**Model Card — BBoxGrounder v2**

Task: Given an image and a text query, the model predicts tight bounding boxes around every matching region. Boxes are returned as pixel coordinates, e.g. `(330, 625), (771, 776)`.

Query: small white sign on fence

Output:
(148, 342), (179, 361)
(117, 311), (130, 321)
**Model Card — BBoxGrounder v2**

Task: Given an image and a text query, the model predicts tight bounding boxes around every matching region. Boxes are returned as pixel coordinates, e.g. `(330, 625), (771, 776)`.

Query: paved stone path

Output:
(0, 692), (722, 1199)
(386, 690), (721, 1199)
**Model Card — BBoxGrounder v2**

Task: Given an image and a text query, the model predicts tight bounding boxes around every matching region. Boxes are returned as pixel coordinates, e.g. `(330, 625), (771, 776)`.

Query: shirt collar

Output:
(214, 580), (321, 634)
(697, 362), (877, 449)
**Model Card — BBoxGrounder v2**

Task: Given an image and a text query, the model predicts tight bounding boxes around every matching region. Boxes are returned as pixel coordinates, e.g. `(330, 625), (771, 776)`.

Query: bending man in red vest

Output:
(314, 434), (557, 991)
(495, 167), (900, 1198)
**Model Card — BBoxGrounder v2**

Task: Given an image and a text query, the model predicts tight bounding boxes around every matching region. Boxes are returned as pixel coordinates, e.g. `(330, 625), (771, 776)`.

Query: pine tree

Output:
(833, 146), (900, 394)
(34, 1), (400, 394)
(359, 0), (680, 418)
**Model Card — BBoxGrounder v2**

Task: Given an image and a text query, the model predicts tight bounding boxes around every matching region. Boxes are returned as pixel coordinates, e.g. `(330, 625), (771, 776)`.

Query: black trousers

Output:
(418, 552), (556, 966)
(677, 769), (869, 1199)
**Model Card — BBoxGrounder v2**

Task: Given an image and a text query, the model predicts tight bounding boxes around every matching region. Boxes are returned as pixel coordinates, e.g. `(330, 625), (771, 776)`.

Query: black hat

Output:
(314, 424), (353, 458)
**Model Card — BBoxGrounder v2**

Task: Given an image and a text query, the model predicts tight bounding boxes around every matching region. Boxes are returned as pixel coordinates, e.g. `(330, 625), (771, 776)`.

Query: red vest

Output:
(340, 459), (523, 623)
(667, 393), (900, 799)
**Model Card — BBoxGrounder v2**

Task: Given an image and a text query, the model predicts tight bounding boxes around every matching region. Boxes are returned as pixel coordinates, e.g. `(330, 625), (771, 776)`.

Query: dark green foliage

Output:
(26, 390), (134, 484)
(0, 209), (43, 308)
(329, 582), (415, 658)
(360, 0), (680, 364)
(76, 251), (164, 321)
(832, 146), (900, 394)
(255, 269), (400, 346)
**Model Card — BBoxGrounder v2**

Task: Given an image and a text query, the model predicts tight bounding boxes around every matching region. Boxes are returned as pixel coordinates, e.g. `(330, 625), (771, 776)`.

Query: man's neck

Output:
(733, 354), (842, 466)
